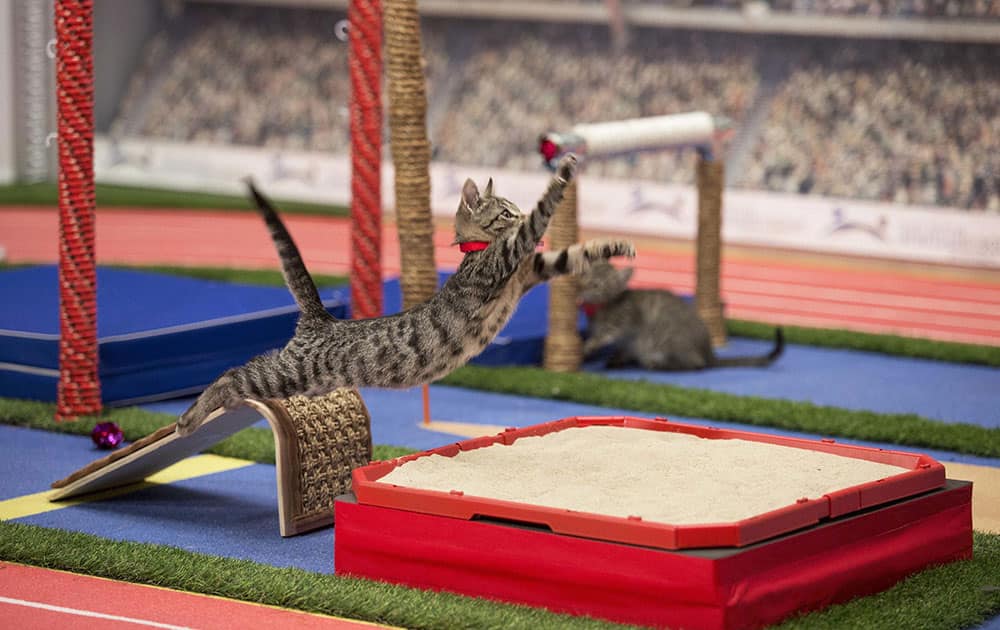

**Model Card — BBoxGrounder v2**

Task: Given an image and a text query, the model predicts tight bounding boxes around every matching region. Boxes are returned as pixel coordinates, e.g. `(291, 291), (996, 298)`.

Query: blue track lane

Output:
(586, 337), (999, 428)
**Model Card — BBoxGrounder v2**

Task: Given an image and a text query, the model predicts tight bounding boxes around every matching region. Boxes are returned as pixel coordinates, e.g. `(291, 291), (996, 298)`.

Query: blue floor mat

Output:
(585, 337), (1000, 428)
(0, 265), (347, 405)
(3, 427), (333, 573)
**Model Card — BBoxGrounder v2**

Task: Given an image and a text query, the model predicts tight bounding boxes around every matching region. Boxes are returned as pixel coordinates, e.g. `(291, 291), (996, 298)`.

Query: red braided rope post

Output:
(349, 0), (383, 319)
(55, 0), (101, 421)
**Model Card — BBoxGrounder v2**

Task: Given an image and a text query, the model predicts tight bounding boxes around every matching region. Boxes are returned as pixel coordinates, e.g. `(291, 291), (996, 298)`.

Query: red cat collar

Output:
(580, 303), (603, 318)
(458, 241), (490, 253)
(458, 241), (545, 253)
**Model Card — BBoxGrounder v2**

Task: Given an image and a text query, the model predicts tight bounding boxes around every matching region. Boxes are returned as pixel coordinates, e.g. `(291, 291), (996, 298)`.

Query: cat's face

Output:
(454, 178), (525, 244)
(579, 260), (634, 304)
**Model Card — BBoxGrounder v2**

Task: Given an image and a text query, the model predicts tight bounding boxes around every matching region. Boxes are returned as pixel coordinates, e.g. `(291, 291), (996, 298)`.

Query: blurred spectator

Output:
(741, 41), (1000, 211)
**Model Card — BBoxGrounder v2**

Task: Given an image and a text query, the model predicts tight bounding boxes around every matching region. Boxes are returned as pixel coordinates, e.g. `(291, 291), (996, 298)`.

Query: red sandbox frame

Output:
(336, 418), (973, 629)
(353, 416), (946, 549)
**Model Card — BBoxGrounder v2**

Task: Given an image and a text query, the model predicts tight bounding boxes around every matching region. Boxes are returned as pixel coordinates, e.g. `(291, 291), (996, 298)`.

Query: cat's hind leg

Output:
(175, 368), (249, 436)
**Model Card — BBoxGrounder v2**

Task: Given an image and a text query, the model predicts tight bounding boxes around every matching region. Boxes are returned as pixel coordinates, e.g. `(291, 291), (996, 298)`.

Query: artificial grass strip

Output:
(0, 521), (997, 630)
(0, 182), (347, 216)
(728, 319), (1000, 368)
(108, 264), (348, 289)
(0, 397), (415, 465)
(439, 366), (1000, 459)
(0, 521), (627, 630)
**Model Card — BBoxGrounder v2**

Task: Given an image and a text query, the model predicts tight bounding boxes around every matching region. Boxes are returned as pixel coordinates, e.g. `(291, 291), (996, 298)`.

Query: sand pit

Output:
(379, 425), (910, 524)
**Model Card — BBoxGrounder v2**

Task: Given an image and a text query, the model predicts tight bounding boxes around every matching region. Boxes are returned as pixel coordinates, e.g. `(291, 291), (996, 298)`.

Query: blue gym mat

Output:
(0, 265), (348, 405)
(0, 267), (581, 405)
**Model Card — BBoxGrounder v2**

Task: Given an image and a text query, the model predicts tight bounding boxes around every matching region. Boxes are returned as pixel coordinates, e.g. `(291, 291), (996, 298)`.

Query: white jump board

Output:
(49, 404), (265, 501)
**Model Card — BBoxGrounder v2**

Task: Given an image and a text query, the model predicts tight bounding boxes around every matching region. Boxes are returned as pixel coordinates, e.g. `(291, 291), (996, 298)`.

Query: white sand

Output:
(379, 426), (909, 524)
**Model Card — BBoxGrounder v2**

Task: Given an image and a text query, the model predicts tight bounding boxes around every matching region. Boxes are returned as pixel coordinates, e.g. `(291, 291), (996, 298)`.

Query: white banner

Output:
(94, 136), (1000, 269)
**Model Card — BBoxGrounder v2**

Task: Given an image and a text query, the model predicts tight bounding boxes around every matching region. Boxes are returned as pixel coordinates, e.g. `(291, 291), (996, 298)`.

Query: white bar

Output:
(572, 112), (716, 156)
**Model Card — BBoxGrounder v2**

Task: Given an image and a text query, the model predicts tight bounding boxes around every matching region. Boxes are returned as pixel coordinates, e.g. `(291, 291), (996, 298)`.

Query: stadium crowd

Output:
(740, 42), (1000, 211)
(109, 3), (999, 211)
(604, 0), (1000, 20)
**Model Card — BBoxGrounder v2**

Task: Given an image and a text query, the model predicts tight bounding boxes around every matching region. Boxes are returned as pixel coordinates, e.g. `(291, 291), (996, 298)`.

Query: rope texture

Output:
(696, 156), (727, 347)
(543, 179), (582, 372)
(385, 0), (437, 309)
(55, 0), (101, 420)
(349, 0), (384, 319)
(280, 389), (372, 515)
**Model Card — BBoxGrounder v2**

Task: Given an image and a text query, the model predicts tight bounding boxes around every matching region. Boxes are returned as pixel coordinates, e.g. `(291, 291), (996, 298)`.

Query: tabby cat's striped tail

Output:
(245, 178), (331, 321)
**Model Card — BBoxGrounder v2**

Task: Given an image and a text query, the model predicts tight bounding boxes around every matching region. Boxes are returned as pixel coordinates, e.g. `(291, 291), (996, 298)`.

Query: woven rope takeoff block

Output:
(49, 389), (372, 537)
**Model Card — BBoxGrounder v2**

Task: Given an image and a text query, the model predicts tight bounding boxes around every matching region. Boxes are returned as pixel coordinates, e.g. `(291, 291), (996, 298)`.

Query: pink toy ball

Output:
(91, 422), (124, 449)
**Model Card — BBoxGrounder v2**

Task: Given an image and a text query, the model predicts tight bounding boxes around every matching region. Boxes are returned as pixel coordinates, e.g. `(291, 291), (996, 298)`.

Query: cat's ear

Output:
(461, 178), (480, 211)
(484, 178), (494, 198)
(619, 267), (635, 284)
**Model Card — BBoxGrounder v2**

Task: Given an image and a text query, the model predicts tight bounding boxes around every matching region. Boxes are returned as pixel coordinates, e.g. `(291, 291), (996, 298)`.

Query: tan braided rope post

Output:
(543, 178), (582, 372)
(385, 0), (437, 424)
(696, 152), (727, 347)
(55, 0), (101, 421)
(51, 389), (372, 537)
(385, 0), (436, 310)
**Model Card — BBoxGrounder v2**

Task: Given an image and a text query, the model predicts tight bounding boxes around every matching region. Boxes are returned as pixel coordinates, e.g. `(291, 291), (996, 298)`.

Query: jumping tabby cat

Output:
(579, 260), (784, 371)
(176, 155), (635, 436)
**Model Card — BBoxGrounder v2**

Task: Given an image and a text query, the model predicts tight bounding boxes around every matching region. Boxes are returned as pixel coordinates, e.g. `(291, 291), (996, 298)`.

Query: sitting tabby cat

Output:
(175, 155), (635, 436)
(579, 260), (783, 371)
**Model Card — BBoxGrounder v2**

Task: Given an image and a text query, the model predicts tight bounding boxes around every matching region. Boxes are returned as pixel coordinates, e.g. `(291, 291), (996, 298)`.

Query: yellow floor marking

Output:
(421, 420), (509, 439)
(0, 454), (253, 521)
(944, 462), (1000, 534)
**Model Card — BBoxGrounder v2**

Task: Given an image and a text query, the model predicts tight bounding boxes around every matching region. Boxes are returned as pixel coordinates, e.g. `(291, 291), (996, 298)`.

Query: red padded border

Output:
(352, 416), (946, 548)
(335, 481), (972, 630)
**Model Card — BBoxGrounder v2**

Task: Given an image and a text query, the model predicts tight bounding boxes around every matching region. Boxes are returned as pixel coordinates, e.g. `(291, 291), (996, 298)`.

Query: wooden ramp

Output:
(50, 390), (372, 537)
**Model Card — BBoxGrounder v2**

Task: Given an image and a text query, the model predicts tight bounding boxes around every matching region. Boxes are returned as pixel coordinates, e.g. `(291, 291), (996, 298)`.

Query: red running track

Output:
(0, 562), (388, 629)
(2, 207), (999, 346)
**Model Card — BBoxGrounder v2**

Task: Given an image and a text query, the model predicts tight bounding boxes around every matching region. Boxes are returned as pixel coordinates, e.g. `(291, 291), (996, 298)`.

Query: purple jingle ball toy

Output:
(91, 422), (124, 449)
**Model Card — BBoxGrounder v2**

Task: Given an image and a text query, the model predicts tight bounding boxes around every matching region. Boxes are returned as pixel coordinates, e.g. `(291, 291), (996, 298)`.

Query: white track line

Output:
(0, 596), (192, 630)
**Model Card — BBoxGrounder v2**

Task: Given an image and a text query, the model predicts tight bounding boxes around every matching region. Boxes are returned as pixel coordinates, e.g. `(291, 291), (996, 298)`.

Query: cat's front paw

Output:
(556, 153), (578, 184)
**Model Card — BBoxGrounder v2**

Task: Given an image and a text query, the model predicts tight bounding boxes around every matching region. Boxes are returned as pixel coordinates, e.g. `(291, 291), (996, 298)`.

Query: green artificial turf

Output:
(728, 319), (1000, 368)
(109, 264), (347, 289)
(0, 522), (997, 630)
(0, 182), (347, 216)
(0, 397), (414, 464)
(0, 521), (628, 630)
(439, 366), (1000, 459)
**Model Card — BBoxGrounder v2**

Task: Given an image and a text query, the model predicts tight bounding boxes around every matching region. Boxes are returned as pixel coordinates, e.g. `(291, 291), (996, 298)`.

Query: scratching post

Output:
(385, 0), (437, 424)
(543, 179), (582, 372)
(696, 153), (726, 347)
(51, 389), (372, 537)
(385, 0), (436, 310)
(348, 0), (384, 319)
(54, 0), (101, 420)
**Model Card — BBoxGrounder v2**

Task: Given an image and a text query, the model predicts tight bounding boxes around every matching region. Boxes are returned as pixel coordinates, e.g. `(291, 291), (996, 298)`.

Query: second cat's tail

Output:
(712, 327), (784, 368)
(245, 178), (331, 321)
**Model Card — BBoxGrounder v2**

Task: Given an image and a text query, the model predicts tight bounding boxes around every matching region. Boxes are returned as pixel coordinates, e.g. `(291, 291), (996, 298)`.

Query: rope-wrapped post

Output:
(695, 150), (727, 347)
(55, 0), (101, 421)
(543, 178), (582, 372)
(385, 0), (436, 309)
(348, 0), (383, 319)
